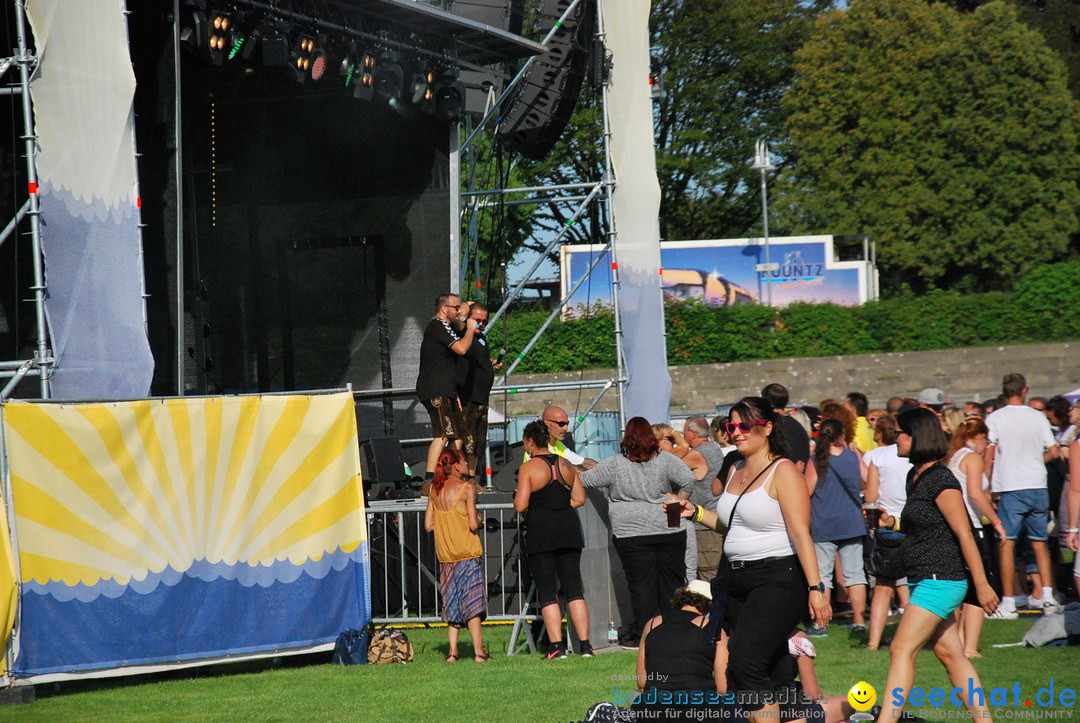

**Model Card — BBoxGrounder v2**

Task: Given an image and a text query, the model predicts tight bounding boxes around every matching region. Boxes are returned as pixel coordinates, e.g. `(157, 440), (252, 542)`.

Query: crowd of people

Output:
(416, 295), (1080, 720)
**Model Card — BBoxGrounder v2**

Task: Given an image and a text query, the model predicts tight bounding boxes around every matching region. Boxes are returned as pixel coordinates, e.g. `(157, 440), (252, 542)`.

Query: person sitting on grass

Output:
(424, 449), (490, 662)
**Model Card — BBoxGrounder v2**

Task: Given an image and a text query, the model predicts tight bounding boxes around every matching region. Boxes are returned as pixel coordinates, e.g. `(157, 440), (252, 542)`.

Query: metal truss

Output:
(0, 0), (52, 400)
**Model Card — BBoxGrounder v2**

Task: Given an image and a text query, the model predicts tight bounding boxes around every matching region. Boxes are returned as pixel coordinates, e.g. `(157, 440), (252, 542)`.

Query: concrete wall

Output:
(497, 341), (1080, 418)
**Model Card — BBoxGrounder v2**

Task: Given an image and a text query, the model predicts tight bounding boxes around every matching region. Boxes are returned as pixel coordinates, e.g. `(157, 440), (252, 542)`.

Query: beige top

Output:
(432, 482), (482, 563)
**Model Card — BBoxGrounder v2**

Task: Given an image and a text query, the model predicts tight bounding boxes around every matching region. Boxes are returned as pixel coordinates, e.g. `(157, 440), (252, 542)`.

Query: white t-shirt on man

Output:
(986, 404), (1055, 493)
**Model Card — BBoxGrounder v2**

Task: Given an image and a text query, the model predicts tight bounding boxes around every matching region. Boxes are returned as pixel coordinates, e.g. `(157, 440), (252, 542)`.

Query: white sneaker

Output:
(1027, 595), (1063, 613)
(987, 607), (1019, 620)
(1025, 595), (1042, 609)
(1040, 598), (1063, 614)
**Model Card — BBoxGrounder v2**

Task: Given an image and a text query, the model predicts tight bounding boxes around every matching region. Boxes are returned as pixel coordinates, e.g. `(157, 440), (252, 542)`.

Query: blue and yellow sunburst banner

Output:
(0, 391), (370, 676)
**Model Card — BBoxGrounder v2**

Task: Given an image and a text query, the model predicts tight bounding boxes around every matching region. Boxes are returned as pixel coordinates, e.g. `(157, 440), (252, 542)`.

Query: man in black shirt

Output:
(761, 382), (811, 473)
(458, 301), (501, 481)
(417, 293), (477, 480)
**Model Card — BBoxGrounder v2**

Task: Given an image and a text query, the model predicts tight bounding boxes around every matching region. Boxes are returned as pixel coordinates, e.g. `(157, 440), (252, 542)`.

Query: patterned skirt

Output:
(439, 557), (487, 628)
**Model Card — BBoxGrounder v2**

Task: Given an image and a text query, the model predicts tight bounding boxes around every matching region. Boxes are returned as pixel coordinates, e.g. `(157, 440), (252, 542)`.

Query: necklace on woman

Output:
(740, 453), (775, 490)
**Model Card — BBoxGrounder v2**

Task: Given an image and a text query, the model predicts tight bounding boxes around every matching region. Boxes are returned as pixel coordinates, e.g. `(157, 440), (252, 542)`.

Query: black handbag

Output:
(864, 528), (906, 579)
(331, 627), (372, 665)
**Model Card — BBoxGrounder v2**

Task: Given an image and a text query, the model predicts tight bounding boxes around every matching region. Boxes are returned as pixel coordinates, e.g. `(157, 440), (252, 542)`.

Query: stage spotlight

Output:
(342, 44), (377, 101)
(224, 14), (259, 62)
(291, 32), (318, 80)
(432, 68), (465, 123)
(409, 62), (434, 105)
(207, 10), (232, 64)
(179, 10), (207, 51)
(374, 52), (404, 103)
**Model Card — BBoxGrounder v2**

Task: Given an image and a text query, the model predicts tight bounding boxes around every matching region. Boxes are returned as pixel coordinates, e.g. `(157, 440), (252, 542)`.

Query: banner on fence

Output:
(0, 391), (370, 678)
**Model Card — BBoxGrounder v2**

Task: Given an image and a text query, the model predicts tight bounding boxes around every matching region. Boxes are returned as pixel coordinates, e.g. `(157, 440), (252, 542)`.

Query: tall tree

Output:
(779, 0), (1080, 292)
(937, 0), (1080, 100)
(507, 0), (834, 271)
(650, 0), (833, 241)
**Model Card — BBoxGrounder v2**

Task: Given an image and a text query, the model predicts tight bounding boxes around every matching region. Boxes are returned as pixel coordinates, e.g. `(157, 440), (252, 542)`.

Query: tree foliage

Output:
(778, 0), (1080, 293)
(938, 0), (1080, 100)
(499, 262), (1080, 373)
(504, 0), (834, 275)
(650, 0), (833, 241)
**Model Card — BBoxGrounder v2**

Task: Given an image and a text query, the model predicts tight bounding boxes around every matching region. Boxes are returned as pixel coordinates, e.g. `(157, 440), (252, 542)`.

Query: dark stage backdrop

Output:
(131, 5), (451, 443)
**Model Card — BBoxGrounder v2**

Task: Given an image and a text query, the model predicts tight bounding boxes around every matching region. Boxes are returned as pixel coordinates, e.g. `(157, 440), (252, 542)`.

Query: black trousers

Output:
(528, 547), (584, 608)
(725, 555), (808, 710)
(614, 530), (686, 640)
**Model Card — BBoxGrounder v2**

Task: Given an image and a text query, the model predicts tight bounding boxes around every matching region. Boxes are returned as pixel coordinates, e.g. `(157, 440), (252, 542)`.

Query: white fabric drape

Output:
(27, 0), (153, 398)
(601, 0), (671, 423)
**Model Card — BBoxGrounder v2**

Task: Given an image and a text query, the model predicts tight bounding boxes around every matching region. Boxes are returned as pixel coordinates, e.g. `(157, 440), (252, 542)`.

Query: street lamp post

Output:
(751, 139), (776, 306)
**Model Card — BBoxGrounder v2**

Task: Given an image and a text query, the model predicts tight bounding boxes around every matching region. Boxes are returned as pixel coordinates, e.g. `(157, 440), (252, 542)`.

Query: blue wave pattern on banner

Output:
(23, 546), (367, 602)
(15, 544), (371, 676)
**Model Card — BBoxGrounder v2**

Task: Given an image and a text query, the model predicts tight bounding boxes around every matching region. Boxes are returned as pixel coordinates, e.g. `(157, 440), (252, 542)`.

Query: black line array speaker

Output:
(496, 0), (595, 160)
(445, 0), (526, 115)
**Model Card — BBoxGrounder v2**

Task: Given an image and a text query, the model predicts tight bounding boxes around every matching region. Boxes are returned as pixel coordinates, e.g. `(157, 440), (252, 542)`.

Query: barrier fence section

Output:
(367, 498), (537, 655)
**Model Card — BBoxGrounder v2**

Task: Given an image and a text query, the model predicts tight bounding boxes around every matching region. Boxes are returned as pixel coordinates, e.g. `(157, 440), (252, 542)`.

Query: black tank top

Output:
(524, 454), (584, 554)
(644, 609), (716, 692)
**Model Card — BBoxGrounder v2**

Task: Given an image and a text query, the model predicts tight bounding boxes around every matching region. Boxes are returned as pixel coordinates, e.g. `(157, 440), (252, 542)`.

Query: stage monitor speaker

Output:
(363, 436), (415, 500)
(496, 0), (595, 160)
(491, 441), (523, 492)
(445, 0), (526, 115)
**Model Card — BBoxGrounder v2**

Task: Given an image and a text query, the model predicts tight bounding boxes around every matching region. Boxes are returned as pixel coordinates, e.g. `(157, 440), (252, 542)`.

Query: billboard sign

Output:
(560, 235), (876, 314)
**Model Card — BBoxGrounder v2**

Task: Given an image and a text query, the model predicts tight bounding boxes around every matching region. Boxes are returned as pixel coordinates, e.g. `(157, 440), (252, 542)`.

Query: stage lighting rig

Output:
(291, 32), (330, 82)
(408, 61), (434, 107)
(373, 51), (404, 103)
(340, 42), (377, 101)
(432, 68), (465, 123)
(205, 10), (232, 64)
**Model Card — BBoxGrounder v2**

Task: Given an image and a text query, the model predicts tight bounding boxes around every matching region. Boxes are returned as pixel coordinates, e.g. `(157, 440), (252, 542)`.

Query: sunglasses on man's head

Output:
(724, 420), (768, 435)
(544, 419), (569, 427)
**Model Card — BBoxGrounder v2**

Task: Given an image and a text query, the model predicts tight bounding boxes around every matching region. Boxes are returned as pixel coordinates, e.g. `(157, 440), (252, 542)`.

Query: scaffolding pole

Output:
(0, 0), (53, 399)
(355, 0), (626, 439)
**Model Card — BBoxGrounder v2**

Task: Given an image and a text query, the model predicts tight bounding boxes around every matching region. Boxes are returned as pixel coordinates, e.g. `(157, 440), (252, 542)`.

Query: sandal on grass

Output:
(445, 653), (459, 662)
(474, 652), (492, 662)
(964, 651), (983, 659)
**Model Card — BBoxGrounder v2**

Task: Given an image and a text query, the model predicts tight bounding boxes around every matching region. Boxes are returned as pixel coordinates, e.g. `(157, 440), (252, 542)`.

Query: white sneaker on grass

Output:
(987, 607), (1019, 620)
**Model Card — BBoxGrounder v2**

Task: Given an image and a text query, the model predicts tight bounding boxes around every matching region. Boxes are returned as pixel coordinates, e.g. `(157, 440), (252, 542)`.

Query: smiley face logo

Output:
(848, 681), (876, 711)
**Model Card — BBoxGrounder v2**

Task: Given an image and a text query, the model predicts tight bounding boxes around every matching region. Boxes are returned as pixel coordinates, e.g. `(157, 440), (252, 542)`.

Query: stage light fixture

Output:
(206, 10), (232, 64)
(341, 44), (377, 101)
(409, 62), (434, 105)
(432, 67), (465, 123)
(373, 52), (404, 103)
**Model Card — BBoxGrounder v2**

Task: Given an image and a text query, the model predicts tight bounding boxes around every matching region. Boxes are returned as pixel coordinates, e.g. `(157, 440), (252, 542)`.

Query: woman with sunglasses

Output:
(668, 397), (828, 723)
(580, 417), (696, 648)
(874, 408), (998, 723)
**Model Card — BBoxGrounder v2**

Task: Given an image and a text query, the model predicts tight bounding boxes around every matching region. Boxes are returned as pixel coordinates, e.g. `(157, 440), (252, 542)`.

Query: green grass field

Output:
(2, 617), (1077, 722)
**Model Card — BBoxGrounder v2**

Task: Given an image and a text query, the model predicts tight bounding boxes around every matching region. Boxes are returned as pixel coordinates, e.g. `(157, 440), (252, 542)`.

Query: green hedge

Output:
(493, 262), (1080, 374)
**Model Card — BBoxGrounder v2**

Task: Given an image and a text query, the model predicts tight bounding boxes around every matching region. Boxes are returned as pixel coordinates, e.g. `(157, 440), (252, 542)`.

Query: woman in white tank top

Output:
(944, 417), (1003, 659)
(668, 397), (828, 723)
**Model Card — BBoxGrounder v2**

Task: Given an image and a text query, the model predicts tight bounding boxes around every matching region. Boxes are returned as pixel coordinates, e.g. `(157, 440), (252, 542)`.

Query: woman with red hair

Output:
(424, 449), (489, 662)
(580, 417), (695, 647)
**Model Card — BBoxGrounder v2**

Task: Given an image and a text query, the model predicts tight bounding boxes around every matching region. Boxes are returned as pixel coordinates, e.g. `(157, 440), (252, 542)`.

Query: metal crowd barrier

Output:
(366, 498), (538, 655)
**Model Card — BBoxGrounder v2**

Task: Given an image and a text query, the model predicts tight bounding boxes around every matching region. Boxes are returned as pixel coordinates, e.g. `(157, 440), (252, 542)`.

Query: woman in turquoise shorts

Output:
(875, 408), (998, 722)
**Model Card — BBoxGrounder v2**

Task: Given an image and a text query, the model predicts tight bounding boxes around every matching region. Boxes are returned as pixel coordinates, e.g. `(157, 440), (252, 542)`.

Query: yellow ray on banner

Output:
(1, 392), (365, 588)
(0, 493), (16, 674)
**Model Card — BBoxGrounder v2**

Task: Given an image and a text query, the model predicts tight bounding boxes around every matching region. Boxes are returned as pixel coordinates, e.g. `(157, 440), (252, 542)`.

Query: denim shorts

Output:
(998, 489), (1049, 541)
(909, 578), (968, 619)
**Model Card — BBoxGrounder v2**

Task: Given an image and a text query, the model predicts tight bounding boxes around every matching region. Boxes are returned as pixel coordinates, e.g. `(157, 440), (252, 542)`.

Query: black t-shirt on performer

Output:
(459, 330), (495, 405)
(416, 317), (460, 401)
